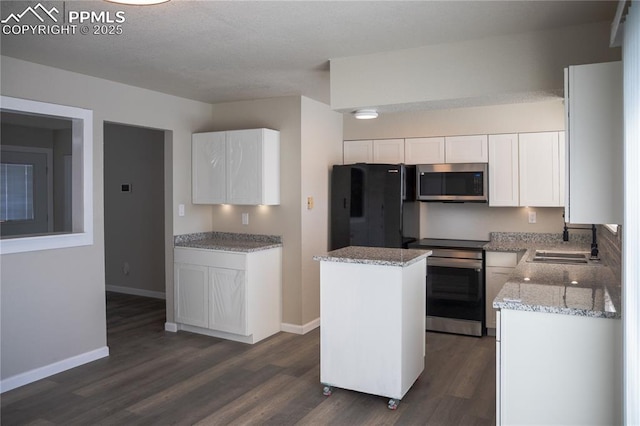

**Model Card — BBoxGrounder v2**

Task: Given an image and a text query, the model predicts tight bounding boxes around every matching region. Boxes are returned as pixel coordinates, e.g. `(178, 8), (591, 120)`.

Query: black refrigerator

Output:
(330, 163), (415, 250)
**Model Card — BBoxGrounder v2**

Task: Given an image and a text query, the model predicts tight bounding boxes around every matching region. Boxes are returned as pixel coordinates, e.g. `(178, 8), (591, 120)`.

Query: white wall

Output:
(300, 97), (343, 324)
(331, 21), (620, 112)
(0, 56), (214, 387)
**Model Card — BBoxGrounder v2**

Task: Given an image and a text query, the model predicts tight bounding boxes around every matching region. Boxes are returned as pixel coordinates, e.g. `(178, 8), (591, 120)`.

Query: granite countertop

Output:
(487, 232), (621, 319)
(174, 232), (282, 253)
(313, 246), (432, 267)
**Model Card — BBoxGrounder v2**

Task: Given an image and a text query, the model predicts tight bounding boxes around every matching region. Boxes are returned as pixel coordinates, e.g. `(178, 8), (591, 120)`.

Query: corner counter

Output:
(485, 235), (621, 319)
(487, 233), (622, 426)
(314, 246), (431, 408)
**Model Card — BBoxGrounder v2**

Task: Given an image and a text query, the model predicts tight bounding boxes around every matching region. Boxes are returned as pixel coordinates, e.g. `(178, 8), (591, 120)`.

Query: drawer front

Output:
(174, 247), (246, 270)
(486, 251), (519, 268)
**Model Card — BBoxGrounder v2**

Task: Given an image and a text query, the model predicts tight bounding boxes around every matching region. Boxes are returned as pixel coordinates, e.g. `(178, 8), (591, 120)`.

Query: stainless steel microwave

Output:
(416, 163), (488, 202)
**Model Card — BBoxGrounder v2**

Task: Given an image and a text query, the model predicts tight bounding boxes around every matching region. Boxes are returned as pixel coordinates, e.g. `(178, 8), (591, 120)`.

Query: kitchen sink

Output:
(528, 250), (600, 265)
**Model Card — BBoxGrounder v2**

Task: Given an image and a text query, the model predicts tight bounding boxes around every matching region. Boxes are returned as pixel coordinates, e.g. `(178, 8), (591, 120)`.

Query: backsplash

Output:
(597, 225), (622, 285)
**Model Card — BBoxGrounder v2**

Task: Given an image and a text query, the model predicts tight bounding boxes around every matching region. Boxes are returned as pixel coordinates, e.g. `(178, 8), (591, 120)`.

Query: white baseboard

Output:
(165, 322), (178, 332)
(0, 346), (109, 393)
(281, 317), (320, 335)
(106, 285), (165, 300)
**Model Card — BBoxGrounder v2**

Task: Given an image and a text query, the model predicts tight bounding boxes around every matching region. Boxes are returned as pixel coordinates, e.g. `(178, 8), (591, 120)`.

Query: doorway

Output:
(103, 123), (166, 300)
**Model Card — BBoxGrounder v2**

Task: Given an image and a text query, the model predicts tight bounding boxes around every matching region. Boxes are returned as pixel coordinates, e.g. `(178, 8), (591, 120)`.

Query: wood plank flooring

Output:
(1, 292), (496, 425)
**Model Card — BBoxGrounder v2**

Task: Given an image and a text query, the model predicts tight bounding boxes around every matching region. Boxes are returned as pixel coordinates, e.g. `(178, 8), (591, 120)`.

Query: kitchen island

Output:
(313, 246), (431, 409)
(486, 233), (622, 426)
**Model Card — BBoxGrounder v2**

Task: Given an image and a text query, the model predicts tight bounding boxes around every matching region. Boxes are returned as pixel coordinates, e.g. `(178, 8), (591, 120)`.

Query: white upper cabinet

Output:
(193, 128), (280, 205)
(445, 135), (488, 163)
(343, 139), (404, 164)
(518, 132), (565, 207)
(343, 140), (373, 164)
(405, 137), (445, 164)
(489, 134), (519, 207)
(373, 138), (405, 164)
(565, 61), (623, 225)
(192, 132), (226, 204)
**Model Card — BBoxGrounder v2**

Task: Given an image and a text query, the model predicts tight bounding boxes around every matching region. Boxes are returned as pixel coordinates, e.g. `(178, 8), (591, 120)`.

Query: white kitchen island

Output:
(314, 246), (431, 409)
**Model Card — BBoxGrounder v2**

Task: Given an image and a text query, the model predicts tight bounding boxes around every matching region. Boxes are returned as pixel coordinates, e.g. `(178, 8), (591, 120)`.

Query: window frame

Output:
(0, 96), (93, 254)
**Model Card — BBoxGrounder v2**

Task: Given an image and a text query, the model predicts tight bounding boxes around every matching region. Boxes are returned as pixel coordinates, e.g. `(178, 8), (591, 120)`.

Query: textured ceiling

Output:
(0, 0), (618, 106)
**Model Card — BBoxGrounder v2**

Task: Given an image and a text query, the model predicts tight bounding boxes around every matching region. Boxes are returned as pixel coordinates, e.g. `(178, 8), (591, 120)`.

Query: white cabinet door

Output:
(192, 132), (226, 204)
(174, 263), (209, 328)
(565, 62), (623, 225)
(519, 132), (564, 207)
(373, 139), (404, 163)
(445, 135), (488, 163)
(209, 267), (247, 335)
(343, 140), (373, 164)
(405, 137), (445, 164)
(489, 134), (519, 206)
(226, 129), (262, 205)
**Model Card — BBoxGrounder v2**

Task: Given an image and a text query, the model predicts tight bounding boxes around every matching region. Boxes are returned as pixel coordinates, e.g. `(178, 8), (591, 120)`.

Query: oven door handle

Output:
(428, 257), (482, 270)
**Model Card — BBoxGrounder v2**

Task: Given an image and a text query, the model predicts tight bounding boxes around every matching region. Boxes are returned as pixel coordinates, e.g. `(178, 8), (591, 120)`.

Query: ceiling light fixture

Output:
(353, 109), (378, 120)
(106, 0), (170, 5)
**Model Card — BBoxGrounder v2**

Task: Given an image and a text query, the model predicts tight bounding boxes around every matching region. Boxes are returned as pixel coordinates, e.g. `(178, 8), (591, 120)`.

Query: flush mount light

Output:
(106, 0), (170, 5)
(353, 109), (378, 120)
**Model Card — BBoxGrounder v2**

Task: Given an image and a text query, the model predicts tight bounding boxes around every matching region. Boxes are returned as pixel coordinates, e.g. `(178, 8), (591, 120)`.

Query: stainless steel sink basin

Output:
(528, 250), (600, 265)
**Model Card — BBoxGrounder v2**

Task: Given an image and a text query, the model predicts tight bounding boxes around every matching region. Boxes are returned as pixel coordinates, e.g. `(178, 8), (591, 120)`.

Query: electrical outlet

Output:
(242, 212), (249, 225)
(528, 211), (537, 224)
(178, 204), (185, 217)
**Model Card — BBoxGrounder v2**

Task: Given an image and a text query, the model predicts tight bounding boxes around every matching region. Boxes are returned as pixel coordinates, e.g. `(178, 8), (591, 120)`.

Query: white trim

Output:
(0, 95), (93, 255)
(0, 346), (109, 393)
(623, 2), (640, 424)
(164, 322), (178, 332)
(178, 323), (258, 344)
(280, 317), (320, 335)
(106, 284), (166, 300)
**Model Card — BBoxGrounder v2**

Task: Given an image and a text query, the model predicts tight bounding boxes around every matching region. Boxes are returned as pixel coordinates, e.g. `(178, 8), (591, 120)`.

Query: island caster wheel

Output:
(322, 386), (333, 396)
(388, 399), (399, 410)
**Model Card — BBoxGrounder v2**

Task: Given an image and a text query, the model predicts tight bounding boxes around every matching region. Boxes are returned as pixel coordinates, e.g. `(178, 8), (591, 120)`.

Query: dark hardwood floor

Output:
(1, 292), (496, 425)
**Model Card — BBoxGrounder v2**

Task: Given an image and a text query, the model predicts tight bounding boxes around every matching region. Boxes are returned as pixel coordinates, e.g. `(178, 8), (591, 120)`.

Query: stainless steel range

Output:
(408, 238), (488, 337)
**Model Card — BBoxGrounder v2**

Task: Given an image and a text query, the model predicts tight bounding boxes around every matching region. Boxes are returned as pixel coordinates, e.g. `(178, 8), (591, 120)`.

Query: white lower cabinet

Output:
(209, 267), (246, 335)
(485, 251), (522, 333)
(174, 246), (282, 344)
(175, 263), (209, 328)
(497, 309), (622, 425)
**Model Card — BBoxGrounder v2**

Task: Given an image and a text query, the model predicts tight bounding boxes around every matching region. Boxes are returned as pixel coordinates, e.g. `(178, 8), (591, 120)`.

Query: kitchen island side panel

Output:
(319, 259), (426, 400)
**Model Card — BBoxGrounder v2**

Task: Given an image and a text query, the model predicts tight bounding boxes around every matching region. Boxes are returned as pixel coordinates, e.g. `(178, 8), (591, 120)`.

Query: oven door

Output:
(426, 257), (483, 323)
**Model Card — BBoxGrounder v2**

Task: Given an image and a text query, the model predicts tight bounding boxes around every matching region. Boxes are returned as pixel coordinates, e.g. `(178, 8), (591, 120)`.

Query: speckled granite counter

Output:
(313, 246), (432, 267)
(487, 232), (621, 319)
(174, 232), (282, 253)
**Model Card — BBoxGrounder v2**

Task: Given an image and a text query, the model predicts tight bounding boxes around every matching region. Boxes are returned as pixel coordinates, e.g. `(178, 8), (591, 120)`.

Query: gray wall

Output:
(0, 56), (213, 385)
(104, 123), (165, 297)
